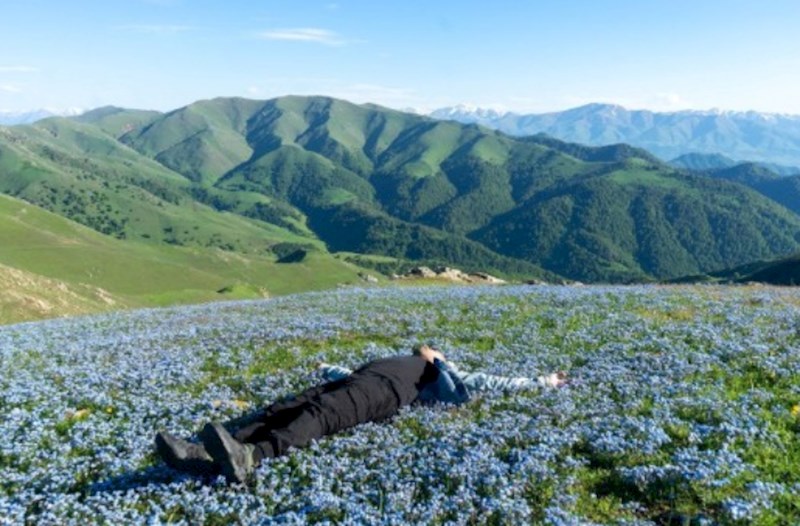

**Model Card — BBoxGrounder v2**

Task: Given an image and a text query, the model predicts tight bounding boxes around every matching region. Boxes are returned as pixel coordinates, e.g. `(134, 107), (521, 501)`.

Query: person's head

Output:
(412, 343), (445, 363)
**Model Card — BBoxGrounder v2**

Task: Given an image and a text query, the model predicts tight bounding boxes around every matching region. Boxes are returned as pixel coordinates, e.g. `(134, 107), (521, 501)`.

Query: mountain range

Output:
(430, 103), (800, 169)
(2, 95), (800, 308)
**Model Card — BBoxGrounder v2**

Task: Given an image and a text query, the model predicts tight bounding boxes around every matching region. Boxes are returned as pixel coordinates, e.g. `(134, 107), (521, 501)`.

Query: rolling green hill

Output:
(0, 118), (315, 252)
(702, 163), (800, 216)
(669, 152), (738, 171)
(0, 193), (368, 324)
(474, 164), (800, 282)
(673, 252), (800, 285)
(3, 95), (800, 286)
(73, 105), (162, 138)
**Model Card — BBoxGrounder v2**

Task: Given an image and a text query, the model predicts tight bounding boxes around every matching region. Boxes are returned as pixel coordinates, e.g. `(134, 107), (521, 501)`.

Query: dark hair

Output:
(411, 344), (428, 355)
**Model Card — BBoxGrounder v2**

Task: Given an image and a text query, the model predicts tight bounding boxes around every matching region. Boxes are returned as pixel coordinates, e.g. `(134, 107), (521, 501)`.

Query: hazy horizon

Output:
(8, 96), (800, 121)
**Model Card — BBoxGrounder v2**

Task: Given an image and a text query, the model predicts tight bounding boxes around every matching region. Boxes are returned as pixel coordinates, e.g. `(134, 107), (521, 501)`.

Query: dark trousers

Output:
(234, 375), (401, 462)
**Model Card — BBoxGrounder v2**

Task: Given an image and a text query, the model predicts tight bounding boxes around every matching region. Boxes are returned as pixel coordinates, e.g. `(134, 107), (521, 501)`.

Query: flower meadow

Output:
(2, 285), (800, 525)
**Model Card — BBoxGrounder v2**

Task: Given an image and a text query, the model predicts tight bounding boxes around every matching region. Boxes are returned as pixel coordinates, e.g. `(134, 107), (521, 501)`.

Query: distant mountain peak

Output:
(572, 102), (626, 112)
(429, 102), (800, 168)
(429, 104), (510, 121)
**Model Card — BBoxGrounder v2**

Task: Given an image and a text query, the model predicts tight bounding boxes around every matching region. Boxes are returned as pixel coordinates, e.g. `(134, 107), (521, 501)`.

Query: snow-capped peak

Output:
(429, 104), (510, 121)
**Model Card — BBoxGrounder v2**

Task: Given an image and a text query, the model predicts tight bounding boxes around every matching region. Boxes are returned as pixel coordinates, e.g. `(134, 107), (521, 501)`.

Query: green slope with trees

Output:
(701, 163), (800, 216)
(474, 164), (800, 282)
(0, 118), (315, 253)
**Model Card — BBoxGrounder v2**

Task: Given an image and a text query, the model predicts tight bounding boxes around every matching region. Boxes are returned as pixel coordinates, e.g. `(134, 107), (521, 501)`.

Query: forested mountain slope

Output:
(2, 96), (800, 282)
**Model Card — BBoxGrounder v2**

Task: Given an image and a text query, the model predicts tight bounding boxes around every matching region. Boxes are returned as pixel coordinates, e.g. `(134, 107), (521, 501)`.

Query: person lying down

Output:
(155, 344), (567, 483)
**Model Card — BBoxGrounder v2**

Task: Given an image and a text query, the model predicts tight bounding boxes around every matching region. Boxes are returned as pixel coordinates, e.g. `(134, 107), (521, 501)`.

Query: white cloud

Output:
(256, 28), (350, 46)
(0, 66), (39, 73)
(0, 84), (22, 93)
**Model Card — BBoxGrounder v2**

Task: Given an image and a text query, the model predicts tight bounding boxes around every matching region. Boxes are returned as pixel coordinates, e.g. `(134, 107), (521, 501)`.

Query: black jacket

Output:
(350, 355), (439, 407)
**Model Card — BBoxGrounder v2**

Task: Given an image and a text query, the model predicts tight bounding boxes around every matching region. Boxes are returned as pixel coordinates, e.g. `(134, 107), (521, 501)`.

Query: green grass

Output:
(606, 168), (687, 190)
(321, 188), (358, 205)
(468, 135), (510, 165)
(0, 194), (367, 324)
(73, 106), (162, 138)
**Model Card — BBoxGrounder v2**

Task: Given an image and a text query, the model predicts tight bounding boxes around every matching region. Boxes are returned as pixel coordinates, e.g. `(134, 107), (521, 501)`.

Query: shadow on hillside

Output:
(88, 408), (270, 495)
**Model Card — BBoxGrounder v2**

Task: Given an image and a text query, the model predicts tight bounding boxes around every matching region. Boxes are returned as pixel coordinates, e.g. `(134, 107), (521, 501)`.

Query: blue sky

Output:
(1, 0), (799, 114)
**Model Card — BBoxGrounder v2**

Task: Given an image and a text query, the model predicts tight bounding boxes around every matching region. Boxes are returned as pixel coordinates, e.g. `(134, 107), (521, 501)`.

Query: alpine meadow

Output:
(4, 1), (800, 525)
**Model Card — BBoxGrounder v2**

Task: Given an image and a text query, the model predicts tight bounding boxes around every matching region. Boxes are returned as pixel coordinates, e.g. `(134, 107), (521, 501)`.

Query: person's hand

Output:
(316, 362), (331, 370)
(543, 371), (568, 388)
(417, 345), (446, 364)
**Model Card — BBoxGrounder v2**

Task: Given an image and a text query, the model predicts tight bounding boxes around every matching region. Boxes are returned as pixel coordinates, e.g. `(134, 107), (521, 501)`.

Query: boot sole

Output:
(201, 423), (249, 483)
(155, 431), (218, 476)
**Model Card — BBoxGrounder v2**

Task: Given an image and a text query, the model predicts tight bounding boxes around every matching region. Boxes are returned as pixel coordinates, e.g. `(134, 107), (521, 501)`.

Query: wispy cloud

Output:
(120, 24), (193, 34)
(0, 84), (22, 94)
(0, 66), (39, 73)
(256, 28), (351, 46)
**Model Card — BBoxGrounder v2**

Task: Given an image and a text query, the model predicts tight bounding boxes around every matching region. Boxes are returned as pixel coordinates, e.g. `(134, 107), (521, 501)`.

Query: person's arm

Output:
(318, 363), (353, 382)
(459, 370), (567, 392)
(429, 358), (471, 405)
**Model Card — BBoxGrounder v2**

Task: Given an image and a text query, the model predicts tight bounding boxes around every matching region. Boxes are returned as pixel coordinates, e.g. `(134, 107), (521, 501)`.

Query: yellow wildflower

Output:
(66, 408), (91, 420)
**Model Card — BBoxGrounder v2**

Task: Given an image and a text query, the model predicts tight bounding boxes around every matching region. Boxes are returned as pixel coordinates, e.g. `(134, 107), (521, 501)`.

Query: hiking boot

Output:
(200, 422), (256, 483)
(154, 431), (218, 476)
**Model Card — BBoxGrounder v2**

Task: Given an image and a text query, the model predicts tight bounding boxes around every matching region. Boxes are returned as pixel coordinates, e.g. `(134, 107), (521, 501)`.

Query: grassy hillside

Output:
(73, 106), (162, 138)
(0, 194), (369, 324)
(0, 118), (315, 252)
(121, 98), (263, 184)
(0, 262), (116, 323)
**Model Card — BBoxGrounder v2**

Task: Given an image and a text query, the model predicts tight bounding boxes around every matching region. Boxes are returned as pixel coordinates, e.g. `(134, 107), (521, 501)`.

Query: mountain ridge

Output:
(430, 103), (800, 168)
